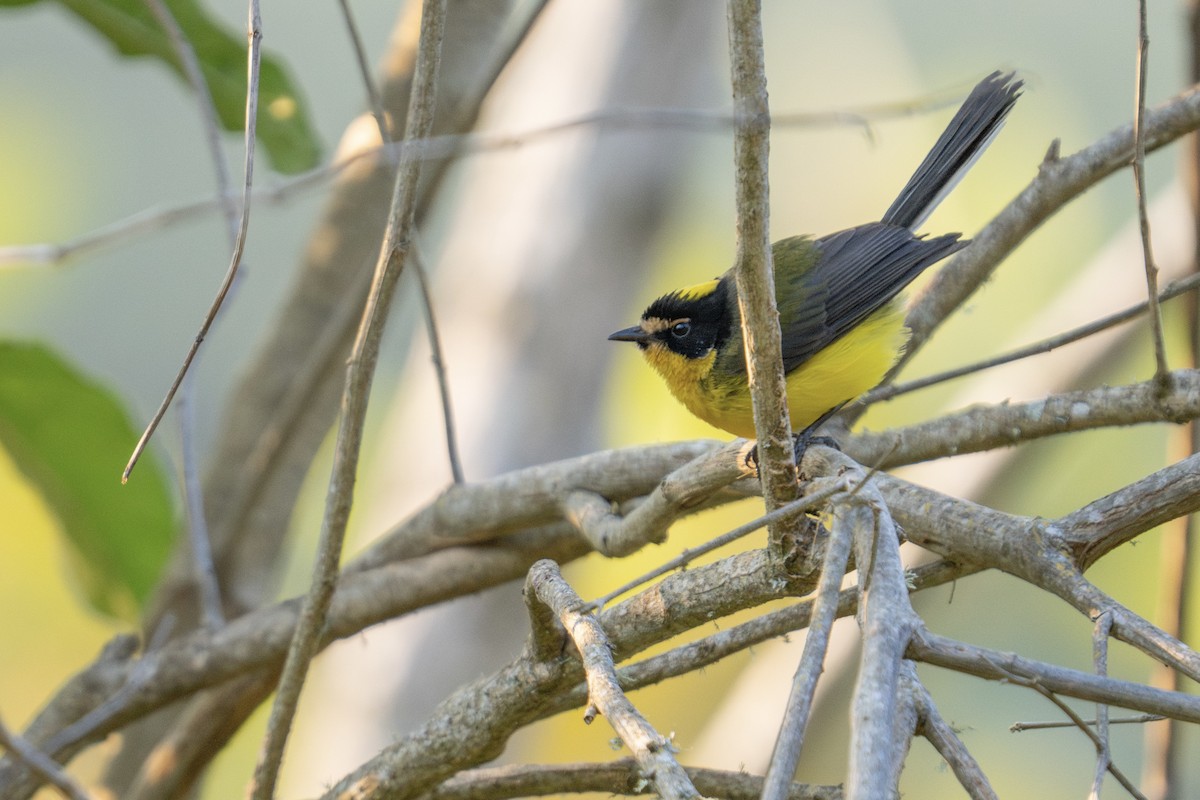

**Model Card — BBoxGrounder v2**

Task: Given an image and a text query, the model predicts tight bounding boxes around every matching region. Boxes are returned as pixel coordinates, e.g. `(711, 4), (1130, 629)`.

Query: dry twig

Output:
(525, 561), (700, 800)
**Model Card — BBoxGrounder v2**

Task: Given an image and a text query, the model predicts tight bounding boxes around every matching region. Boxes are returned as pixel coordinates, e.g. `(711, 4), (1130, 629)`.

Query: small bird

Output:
(610, 72), (1021, 444)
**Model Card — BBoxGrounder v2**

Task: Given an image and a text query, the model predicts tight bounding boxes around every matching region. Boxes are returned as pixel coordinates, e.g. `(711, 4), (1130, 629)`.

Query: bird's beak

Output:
(608, 325), (649, 343)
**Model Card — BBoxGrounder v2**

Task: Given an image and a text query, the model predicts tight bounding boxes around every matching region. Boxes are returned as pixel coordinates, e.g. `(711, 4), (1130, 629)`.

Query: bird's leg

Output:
(744, 402), (847, 476)
(791, 428), (841, 465)
(791, 402), (847, 470)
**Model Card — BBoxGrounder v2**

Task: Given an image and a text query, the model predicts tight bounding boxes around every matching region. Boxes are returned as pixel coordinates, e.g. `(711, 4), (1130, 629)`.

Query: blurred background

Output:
(0, 0), (1195, 797)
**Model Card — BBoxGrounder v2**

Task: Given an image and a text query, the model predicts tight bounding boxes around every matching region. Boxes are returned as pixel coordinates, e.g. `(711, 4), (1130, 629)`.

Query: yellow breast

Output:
(642, 303), (907, 438)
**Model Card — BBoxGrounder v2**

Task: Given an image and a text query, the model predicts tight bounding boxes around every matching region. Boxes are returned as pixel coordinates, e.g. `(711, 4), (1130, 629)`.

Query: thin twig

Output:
(140, 0), (238, 628)
(0, 97), (955, 271)
(410, 236), (465, 483)
(0, 717), (90, 800)
(726, 0), (800, 540)
(8, 81), (1200, 271)
(248, 1), (447, 796)
(176, 388), (225, 627)
(525, 561), (701, 800)
(345, 1), (462, 485)
(986, 657), (1145, 800)
(1013, 714), (1164, 732)
(122, 0), (263, 482)
(760, 485), (856, 800)
(1133, 0), (1171, 385)
(1091, 611), (1114, 799)
(1143, 4), (1200, 793)
(863, 271), (1200, 406)
(337, 0), (391, 142)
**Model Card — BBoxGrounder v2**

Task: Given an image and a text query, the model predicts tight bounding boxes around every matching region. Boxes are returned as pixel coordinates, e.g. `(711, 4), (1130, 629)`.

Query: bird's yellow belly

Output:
(651, 305), (908, 439)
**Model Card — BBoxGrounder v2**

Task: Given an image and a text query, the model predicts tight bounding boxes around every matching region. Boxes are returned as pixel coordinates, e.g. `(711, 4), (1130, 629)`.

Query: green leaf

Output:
(1, 0), (321, 173)
(0, 342), (177, 619)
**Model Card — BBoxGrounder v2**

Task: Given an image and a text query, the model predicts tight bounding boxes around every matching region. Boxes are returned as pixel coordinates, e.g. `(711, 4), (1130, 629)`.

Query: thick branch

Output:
(851, 370), (1200, 470)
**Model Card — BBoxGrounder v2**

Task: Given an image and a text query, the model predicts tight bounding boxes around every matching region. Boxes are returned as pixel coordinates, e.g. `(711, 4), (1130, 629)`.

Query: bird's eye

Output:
(670, 321), (691, 338)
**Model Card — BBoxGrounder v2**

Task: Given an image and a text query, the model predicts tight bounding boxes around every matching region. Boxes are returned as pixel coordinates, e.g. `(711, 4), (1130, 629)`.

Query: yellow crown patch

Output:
(674, 279), (720, 301)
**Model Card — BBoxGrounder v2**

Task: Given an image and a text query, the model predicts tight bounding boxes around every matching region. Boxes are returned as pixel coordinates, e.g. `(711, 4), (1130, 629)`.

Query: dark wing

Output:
(775, 224), (965, 374)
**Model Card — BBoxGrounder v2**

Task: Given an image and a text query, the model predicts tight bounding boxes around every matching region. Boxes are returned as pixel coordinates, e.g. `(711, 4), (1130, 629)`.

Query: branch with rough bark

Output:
(5, 431), (1200, 797)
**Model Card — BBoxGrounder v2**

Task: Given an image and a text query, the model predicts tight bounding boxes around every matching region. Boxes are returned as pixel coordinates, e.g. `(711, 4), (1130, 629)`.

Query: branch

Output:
(122, 0), (262, 482)
(350, 441), (729, 568)
(0, 90), (981, 270)
(761, 477), (856, 800)
(525, 562), (700, 800)
(727, 0), (801, 536)
(817, 451), (920, 798)
(851, 369), (1200, 470)
(1059, 450), (1200, 568)
(1132, 0), (1171, 384)
(879, 459), (1200, 678)
(588, 475), (847, 610)
(863, 271), (1200, 408)
(8, 436), (1200, 796)
(1090, 611), (1115, 799)
(140, 0), (237, 629)
(982, 648), (1145, 798)
(909, 630), (1200, 723)
(250, 2), (447, 794)
(558, 440), (754, 557)
(419, 760), (842, 800)
(0, 719), (89, 800)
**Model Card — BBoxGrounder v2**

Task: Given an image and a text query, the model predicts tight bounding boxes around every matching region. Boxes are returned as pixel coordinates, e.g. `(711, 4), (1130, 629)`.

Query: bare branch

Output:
(1132, 0), (1171, 384)
(588, 475), (847, 610)
(1091, 611), (1115, 799)
(0, 92), (979, 270)
(0, 718), (89, 800)
(409, 236), (465, 484)
(525, 561), (701, 800)
(824, 452), (920, 798)
(1059, 450), (1200, 567)
(1013, 714), (1164, 732)
(727, 0), (801, 534)
(761, 479), (855, 800)
(123, 0), (263, 482)
(852, 370), (1200, 470)
(337, 0), (392, 142)
(984, 654), (1145, 799)
(250, 0), (450, 793)
(419, 760), (843, 800)
(140, 0), (238, 630)
(909, 630), (1200, 724)
(559, 440), (753, 557)
(863, 271), (1200, 408)
(351, 441), (729, 569)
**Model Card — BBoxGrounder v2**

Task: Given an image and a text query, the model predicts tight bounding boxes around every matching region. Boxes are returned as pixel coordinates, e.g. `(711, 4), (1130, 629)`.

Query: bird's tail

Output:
(882, 71), (1023, 231)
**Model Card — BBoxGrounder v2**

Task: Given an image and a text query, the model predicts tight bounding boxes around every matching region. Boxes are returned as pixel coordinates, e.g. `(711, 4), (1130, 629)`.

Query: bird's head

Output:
(608, 278), (731, 361)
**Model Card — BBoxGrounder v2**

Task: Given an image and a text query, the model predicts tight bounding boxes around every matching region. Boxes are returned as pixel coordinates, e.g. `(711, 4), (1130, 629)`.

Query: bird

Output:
(609, 71), (1021, 448)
